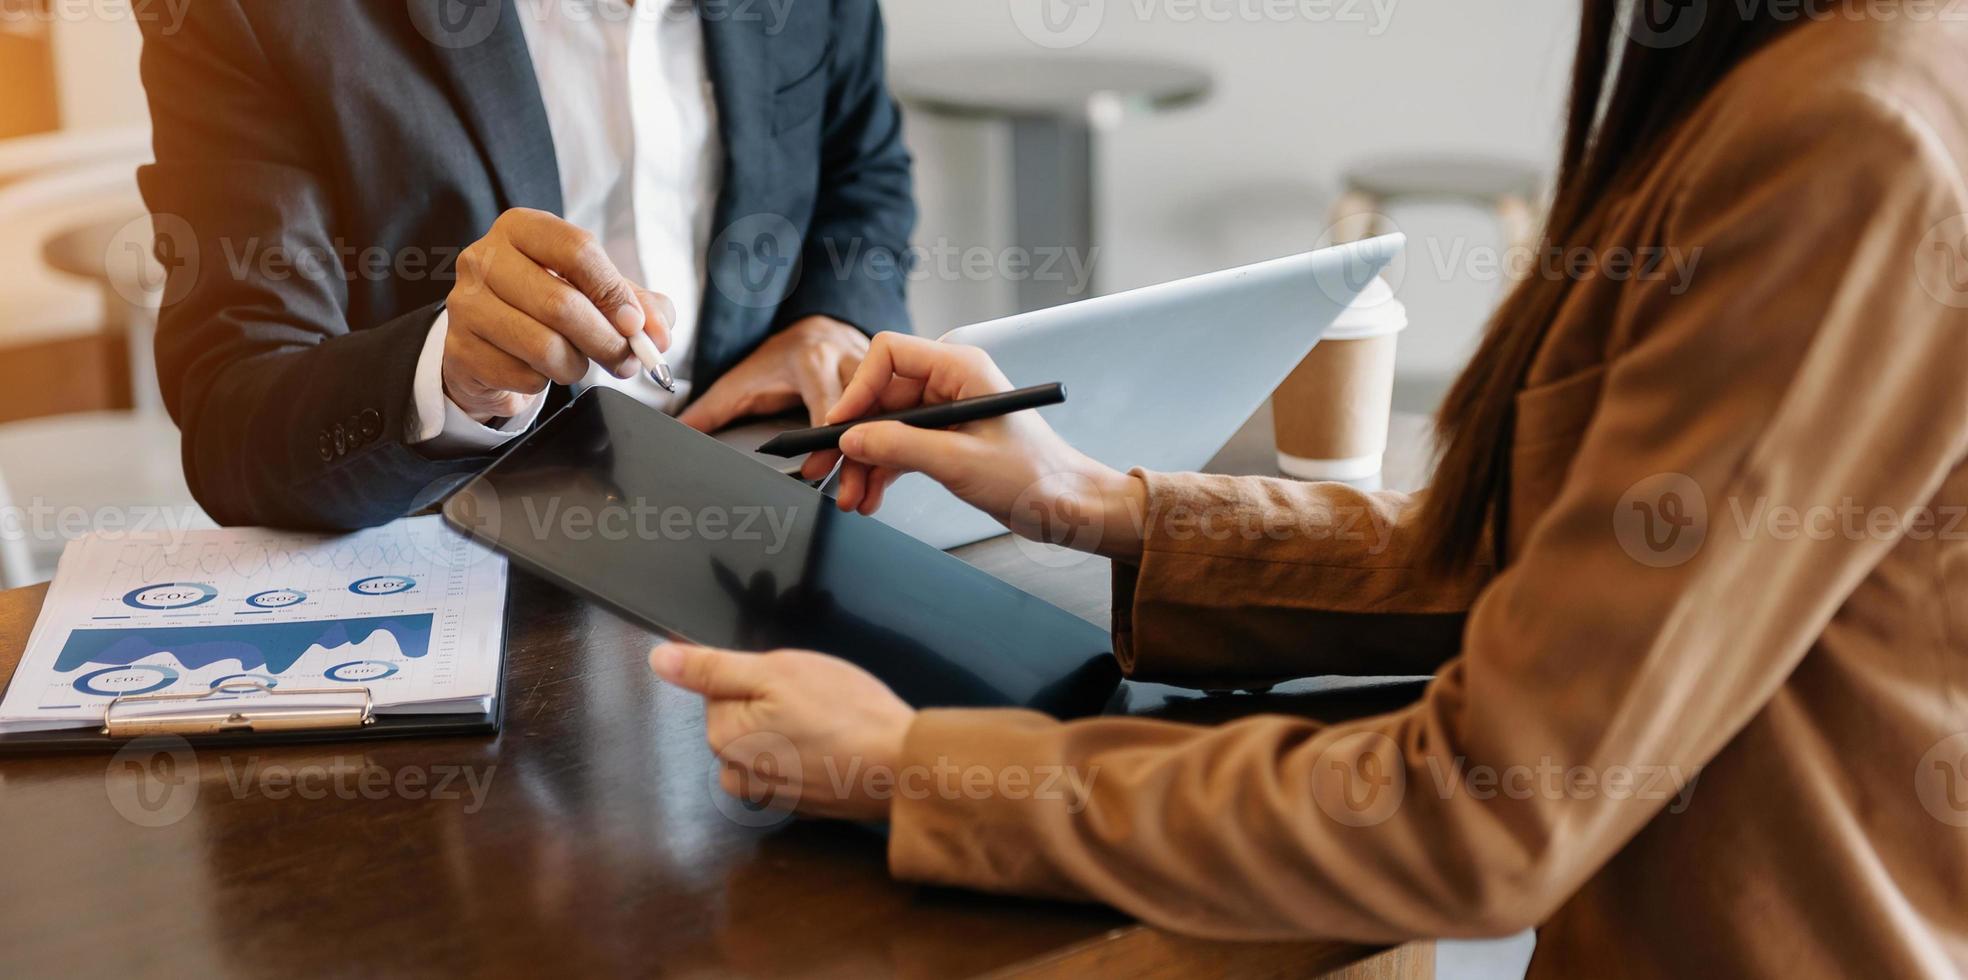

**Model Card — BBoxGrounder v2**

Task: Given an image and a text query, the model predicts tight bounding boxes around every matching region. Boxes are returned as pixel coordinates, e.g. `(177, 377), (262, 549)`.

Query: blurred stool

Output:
(1327, 155), (1544, 253)
(0, 168), (211, 586)
(0, 126), (150, 191)
(894, 57), (1211, 313)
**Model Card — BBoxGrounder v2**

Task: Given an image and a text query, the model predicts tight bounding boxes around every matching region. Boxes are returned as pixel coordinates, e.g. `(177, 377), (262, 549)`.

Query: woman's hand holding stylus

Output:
(801, 332), (1148, 561)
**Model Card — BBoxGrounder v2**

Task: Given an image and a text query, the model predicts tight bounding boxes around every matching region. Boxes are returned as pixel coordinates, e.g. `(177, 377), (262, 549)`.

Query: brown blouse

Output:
(886, 16), (1968, 978)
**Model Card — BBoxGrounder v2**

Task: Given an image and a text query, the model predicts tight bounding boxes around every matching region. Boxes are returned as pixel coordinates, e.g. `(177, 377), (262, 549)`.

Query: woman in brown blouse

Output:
(652, 6), (1968, 976)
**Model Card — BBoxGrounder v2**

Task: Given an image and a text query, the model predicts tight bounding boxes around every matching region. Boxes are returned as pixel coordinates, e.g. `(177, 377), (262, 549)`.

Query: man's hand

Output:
(444, 208), (674, 423)
(677, 316), (870, 431)
(650, 643), (916, 822)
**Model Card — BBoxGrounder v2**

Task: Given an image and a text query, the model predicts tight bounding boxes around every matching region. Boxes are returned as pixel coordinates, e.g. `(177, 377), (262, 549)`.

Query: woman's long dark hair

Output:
(1416, 1), (1806, 574)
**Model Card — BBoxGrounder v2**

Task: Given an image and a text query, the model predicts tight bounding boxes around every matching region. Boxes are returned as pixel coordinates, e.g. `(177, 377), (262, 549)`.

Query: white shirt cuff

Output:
(408, 309), (547, 456)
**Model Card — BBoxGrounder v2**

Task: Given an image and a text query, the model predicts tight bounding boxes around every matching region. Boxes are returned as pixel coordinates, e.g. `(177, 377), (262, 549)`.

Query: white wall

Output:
(884, 0), (1579, 405)
(48, 4), (147, 130)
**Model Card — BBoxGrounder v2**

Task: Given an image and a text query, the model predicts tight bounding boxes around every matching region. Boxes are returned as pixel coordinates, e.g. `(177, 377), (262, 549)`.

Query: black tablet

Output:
(441, 388), (1120, 717)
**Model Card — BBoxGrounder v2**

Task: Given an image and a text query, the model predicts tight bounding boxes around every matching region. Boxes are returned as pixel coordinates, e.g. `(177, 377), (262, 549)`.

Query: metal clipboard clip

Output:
(101, 680), (376, 739)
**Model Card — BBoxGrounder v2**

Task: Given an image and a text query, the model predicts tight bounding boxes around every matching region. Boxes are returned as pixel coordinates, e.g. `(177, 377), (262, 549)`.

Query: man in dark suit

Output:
(136, 0), (915, 530)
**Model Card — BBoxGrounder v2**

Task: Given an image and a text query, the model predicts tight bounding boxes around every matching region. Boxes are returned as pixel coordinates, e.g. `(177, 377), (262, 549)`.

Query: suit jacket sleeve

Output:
(1111, 478), (1487, 688)
(771, 0), (916, 336)
(886, 85), (1968, 942)
(137, 3), (493, 531)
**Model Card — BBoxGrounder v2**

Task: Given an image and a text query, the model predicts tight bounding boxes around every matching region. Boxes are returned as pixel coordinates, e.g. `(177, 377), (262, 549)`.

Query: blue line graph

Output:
(54, 615), (434, 676)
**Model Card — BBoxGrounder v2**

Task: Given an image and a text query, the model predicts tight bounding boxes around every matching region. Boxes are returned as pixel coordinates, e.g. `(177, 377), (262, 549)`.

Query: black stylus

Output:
(756, 383), (1068, 458)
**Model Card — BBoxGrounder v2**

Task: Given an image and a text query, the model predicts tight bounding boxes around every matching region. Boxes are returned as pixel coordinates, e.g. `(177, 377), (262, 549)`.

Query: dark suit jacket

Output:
(137, 0), (915, 530)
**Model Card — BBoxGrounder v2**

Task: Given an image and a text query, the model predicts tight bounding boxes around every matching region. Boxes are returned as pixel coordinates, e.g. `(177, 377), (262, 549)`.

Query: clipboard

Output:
(0, 584), (511, 755)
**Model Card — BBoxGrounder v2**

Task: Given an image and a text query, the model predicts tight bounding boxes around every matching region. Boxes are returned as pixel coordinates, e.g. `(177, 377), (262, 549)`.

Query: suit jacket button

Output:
(333, 424), (348, 457)
(357, 409), (383, 442)
(318, 432), (336, 461)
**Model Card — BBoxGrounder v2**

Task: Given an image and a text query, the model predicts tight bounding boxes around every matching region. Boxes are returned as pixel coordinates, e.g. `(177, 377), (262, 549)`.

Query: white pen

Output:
(626, 327), (677, 393)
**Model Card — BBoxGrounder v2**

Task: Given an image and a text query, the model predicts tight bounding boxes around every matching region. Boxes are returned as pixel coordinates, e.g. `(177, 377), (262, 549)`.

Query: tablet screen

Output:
(443, 388), (1120, 717)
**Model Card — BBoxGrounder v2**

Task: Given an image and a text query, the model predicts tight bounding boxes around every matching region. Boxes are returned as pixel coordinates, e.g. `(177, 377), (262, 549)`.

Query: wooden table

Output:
(0, 411), (1439, 978)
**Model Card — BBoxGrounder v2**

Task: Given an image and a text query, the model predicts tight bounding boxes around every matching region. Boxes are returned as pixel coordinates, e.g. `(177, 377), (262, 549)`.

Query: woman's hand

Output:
(650, 643), (916, 822)
(800, 332), (1148, 560)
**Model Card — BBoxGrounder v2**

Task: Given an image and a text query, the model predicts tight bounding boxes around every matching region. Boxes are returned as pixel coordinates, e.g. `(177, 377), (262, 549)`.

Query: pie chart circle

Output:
(74, 665), (180, 697)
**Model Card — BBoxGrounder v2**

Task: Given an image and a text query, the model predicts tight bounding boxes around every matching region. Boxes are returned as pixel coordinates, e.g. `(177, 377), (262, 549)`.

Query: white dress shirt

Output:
(410, 0), (724, 454)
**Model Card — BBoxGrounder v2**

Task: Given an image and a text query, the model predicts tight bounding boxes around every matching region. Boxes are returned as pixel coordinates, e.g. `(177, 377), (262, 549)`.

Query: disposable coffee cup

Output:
(1273, 277), (1408, 483)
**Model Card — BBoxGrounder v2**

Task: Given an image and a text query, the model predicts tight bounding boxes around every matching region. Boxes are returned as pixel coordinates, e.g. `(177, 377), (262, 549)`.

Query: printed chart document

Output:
(0, 517), (507, 734)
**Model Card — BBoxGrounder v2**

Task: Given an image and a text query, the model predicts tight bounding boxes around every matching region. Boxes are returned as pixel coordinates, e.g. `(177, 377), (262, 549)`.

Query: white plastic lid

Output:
(1326, 276), (1408, 341)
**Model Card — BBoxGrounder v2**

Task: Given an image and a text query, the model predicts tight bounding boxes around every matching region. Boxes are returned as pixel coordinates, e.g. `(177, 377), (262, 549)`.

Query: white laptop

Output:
(719, 234), (1406, 550)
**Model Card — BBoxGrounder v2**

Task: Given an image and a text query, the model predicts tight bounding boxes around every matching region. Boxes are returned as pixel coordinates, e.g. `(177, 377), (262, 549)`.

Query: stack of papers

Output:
(0, 517), (507, 734)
